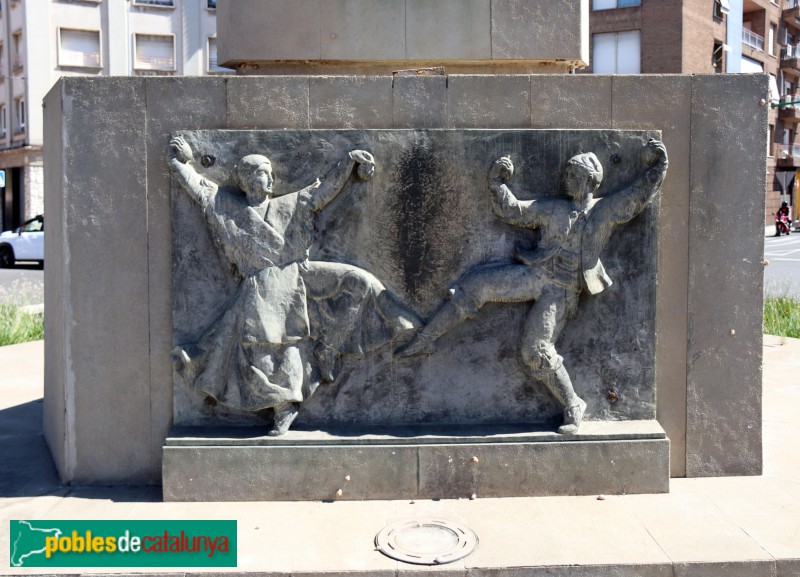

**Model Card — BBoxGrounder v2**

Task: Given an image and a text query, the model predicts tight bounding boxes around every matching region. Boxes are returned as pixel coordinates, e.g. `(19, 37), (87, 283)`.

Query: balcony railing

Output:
(777, 144), (800, 160)
(743, 28), (765, 51)
(782, 44), (800, 61)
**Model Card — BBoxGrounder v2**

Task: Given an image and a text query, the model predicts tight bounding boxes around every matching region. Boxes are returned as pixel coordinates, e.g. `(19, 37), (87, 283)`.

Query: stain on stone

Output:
(386, 143), (457, 301)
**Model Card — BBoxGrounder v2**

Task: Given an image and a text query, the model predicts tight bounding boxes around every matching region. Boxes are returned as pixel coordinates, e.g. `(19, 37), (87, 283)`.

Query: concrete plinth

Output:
(163, 421), (669, 501)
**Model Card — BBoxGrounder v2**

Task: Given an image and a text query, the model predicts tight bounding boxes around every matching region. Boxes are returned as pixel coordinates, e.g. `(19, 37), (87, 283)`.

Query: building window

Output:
(592, 0), (640, 9)
(207, 37), (232, 73)
(12, 30), (21, 71)
(592, 31), (640, 74)
(713, 0), (731, 19)
(14, 97), (24, 134)
(712, 42), (725, 72)
(207, 0), (216, 8)
(133, 33), (175, 72)
(769, 24), (776, 57)
(58, 28), (101, 68)
(132, 0), (174, 7)
(0, 105), (7, 137)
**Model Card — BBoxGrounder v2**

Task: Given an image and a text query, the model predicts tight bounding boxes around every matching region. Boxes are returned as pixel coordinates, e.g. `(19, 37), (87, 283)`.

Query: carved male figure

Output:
(169, 136), (420, 435)
(399, 139), (668, 434)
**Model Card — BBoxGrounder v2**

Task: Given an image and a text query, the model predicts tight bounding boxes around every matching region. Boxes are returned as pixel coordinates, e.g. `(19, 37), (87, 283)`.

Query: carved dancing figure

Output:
(399, 139), (668, 434)
(169, 136), (420, 435)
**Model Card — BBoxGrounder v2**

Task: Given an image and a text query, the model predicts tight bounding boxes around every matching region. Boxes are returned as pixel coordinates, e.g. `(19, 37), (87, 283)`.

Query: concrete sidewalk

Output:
(1, 337), (799, 577)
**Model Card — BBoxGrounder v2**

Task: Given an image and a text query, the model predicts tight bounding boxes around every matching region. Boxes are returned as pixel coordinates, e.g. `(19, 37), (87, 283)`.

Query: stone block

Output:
(673, 561), (777, 577)
(144, 77), (229, 484)
(55, 77), (151, 484)
(393, 75), (447, 128)
(42, 83), (66, 481)
(227, 76), (310, 129)
(310, 77), (394, 128)
(778, 559), (800, 577)
(686, 74), (766, 477)
(320, 0), (405, 61)
(164, 421), (668, 501)
(531, 75), (612, 128)
(612, 74), (692, 477)
(405, 0), (491, 60)
(491, 0), (587, 61)
(218, 0), (321, 63)
(447, 75), (531, 128)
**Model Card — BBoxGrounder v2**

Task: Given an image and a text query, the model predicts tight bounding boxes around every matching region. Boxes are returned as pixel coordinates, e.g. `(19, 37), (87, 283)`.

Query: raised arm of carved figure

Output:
(168, 136), (218, 208)
(601, 139), (669, 225)
(488, 156), (540, 229)
(310, 150), (375, 211)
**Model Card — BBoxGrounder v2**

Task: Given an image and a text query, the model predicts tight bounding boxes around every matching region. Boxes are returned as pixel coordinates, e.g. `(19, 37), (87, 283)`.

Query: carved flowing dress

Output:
(179, 180), (408, 412)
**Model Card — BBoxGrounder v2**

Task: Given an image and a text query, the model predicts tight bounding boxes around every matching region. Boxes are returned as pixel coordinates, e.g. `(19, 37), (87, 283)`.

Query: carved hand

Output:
(350, 150), (376, 181)
(170, 136), (193, 164)
(643, 139), (668, 166)
(489, 156), (514, 181)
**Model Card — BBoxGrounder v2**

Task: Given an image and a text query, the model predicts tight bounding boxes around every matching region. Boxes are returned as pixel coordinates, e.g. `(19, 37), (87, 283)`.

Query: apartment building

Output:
(0, 0), (227, 232)
(590, 0), (790, 224)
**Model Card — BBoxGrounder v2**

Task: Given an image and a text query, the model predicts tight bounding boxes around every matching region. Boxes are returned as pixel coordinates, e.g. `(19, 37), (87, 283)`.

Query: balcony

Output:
(778, 95), (800, 123)
(776, 144), (800, 167)
(782, 44), (800, 76)
(784, 0), (800, 27)
(743, 28), (764, 52)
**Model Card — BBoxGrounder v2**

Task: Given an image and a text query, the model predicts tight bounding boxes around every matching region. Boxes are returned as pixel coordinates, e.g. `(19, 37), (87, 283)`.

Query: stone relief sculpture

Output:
(168, 136), (421, 436)
(399, 139), (669, 435)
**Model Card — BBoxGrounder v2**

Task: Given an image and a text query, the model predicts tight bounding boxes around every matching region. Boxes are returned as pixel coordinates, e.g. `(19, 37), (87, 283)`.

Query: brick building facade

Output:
(590, 0), (791, 225)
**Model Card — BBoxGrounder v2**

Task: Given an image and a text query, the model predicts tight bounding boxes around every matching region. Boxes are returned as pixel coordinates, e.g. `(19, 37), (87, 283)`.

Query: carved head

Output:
(235, 154), (274, 200)
(563, 152), (603, 201)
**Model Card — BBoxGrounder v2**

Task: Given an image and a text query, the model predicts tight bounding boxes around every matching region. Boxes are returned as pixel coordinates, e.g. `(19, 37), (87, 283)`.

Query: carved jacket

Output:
(490, 163), (665, 295)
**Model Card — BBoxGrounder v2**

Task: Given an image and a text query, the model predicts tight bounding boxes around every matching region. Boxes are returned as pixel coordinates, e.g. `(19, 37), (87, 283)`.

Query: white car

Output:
(0, 215), (44, 267)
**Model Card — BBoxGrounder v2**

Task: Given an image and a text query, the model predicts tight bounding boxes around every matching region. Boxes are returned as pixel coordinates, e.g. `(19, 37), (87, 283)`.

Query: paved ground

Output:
(1, 337), (799, 577)
(765, 227), (800, 299)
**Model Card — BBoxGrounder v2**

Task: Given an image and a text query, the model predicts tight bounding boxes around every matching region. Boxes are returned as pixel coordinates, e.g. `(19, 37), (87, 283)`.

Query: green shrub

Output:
(764, 294), (800, 339)
(0, 304), (44, 346)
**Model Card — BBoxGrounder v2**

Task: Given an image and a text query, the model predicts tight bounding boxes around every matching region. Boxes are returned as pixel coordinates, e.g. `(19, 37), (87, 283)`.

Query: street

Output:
(764, 231), (800, 299)
(0, 266), (43, 307)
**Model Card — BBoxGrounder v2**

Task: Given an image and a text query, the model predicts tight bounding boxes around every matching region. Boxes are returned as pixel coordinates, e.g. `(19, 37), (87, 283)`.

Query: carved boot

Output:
(269, 403), (299, 436)
(395, 301), (468, 357)
(542, 365), (586, 435)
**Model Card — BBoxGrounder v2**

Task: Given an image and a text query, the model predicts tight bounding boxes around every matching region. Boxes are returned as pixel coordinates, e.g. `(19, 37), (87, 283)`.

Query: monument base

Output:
(162, 421), (669, 501)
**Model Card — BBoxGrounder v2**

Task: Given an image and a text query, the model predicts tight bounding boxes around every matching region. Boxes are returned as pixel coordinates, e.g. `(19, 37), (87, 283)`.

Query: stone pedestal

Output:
(163, 421), (669, 501)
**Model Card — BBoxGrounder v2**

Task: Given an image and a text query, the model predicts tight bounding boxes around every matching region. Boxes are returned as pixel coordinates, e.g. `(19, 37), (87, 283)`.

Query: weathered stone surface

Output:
(171, 129), (660, 433)
(393, 75), (448, 128)
(227, 76), (310, 129)
(531, 75), (612, 128)
(49, 78), (151, 483)
(145, 77), (229, 483)
(491, 0), (587, 61)
(406, 0), (491, 60)
(447, 75), (531, 128)
(163, 420), (668, 501)
(612, 74), (692, 477)
(320, 0), (406, 61)
(310, 76), (394, 129)
(686, 74), (766, 477)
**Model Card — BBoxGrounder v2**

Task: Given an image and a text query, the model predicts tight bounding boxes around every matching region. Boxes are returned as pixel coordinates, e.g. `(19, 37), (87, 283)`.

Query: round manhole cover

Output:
(375, 518), (478, 565)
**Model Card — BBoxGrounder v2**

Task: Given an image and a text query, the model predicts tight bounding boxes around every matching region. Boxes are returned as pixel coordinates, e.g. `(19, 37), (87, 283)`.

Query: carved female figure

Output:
(169, 136), (419, 435)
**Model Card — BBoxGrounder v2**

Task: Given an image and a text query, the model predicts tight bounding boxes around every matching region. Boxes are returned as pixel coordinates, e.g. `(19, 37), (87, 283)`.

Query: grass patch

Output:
(764, 295), (800, 339)
(0, 303), (44, 346)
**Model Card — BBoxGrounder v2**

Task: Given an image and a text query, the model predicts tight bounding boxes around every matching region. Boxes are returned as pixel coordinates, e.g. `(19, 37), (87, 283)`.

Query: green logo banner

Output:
(9, 520), (237, 567)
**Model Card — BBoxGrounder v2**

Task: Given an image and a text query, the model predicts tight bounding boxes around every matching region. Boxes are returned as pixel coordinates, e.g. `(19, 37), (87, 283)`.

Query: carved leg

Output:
(269, 402), (299, 436)
(521, 289), (586, 434)
(395, 300), (469, 357)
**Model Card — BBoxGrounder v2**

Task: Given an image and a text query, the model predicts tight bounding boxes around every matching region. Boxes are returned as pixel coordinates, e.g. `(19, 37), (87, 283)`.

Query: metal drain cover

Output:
(375, 518), (478, 565)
